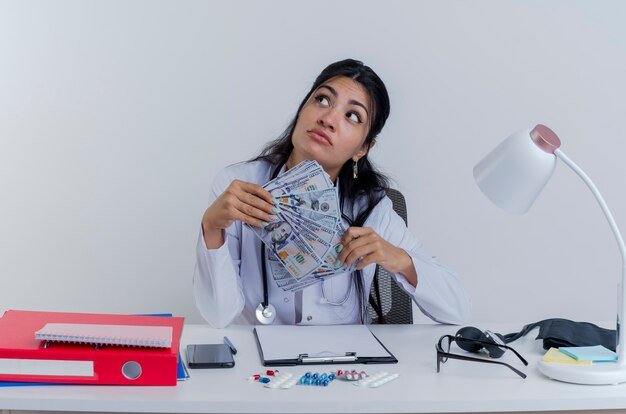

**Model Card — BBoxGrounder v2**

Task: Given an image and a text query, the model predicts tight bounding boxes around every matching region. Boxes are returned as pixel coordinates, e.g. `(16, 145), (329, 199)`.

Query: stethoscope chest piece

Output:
(255, 303), (276, 325)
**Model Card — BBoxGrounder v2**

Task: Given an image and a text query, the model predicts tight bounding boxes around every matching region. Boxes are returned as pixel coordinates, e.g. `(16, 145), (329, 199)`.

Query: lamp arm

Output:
(554, 149), (626, 266)
(555, 148), (626, 361)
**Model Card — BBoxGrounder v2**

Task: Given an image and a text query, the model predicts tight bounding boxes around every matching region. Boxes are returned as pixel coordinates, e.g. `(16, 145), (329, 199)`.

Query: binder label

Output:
(0, 358), (94, 377)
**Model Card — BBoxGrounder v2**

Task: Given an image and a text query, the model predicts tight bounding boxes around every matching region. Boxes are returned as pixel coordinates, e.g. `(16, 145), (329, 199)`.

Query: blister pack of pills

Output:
(264, 372), (298, 389)
(353, 371), (399, 388)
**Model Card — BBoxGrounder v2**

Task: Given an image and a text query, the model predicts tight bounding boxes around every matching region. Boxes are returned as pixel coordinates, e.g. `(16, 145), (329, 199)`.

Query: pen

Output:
(223, 336), (238, 355)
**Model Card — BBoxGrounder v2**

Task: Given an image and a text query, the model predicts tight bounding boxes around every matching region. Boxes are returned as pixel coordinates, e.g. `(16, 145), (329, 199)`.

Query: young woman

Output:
(194, 59), (471, 327)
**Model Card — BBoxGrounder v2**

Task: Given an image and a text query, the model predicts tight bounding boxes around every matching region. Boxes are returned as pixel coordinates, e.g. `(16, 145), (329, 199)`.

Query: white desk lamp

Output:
(473, 124), (626, 385)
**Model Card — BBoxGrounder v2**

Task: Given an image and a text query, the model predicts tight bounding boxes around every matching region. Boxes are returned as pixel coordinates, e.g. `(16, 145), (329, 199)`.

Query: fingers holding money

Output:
(228, 180), (277, 227)
(337, 227), (376, 267)
(236, 180), (275, 209)
(231, 205), (271, 228)
(203, 179), (277, 230)
(337, 226), (414, 274)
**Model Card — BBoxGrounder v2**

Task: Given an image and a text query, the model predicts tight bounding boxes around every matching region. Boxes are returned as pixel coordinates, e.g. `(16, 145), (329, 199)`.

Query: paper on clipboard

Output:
(254, 325), (397, 365)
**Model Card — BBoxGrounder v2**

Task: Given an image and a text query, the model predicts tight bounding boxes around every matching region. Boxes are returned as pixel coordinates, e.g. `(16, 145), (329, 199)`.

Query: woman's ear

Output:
(353, 139), (376, 161)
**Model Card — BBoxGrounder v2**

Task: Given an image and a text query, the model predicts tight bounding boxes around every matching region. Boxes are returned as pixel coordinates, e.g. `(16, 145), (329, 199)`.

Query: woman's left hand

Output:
(337, 227), (417, 286)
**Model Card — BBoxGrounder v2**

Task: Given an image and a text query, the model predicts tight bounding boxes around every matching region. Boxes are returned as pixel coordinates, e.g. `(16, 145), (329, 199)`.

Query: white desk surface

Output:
(1, 323), (625, 413)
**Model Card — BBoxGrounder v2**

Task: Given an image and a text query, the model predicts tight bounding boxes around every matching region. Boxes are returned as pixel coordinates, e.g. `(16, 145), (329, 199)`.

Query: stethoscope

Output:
(255, 163), (361, 325)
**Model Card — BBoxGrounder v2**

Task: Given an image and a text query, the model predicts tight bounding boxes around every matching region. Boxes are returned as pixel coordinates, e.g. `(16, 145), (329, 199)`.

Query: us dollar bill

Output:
(281, 212), (333, 262)
(264, 160), (317, 191)
(274, 188), (340, 217)
(278, 207), (337, 243)
(267, 251), (320, 291)
(325, 220), (357, 272)
(247, 218), (322, 280)
(265, 168), (332, 196)
(248, 160), (361, 292)
(277, 204), (338, 229)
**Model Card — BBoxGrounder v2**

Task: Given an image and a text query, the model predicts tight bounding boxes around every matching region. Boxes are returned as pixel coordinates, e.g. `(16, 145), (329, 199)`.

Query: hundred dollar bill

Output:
(265, 168), (332, 196)
(263, 160), (316, 191)
(277, 270), (321, 292)
(264, 160), (317, 191)
(312, 263), (336, 278)
(281, 212), (333, 262)
(280, 160), (333, 188)
(280, 209), (356, 277)
(268, 252), (320, 291)
(267, 242), (335, 291)
(279, 207), (337, 245)
(275, 188), (340, 217)
(277, 204), (338, 229)
(324, 220), (357, 272)
(247, 219), (322, 280)
(267, 244), (330, 291)
(279, 160), (315, 177)
(279, 209), (337, 268)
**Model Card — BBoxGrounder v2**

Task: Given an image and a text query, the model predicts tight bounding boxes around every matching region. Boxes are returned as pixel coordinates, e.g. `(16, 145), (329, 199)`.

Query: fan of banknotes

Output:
(246, 160), (355, 292)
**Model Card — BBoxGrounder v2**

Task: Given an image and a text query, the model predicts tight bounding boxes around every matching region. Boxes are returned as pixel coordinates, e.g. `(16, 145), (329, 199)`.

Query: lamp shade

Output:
(473, 125), (562, 214)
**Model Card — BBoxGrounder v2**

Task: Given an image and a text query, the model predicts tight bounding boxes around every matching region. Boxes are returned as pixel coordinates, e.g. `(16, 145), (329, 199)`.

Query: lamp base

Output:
(538, 360), (626, 385)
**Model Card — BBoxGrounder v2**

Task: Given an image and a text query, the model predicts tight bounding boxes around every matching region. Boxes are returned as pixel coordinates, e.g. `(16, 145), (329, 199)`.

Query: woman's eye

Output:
(347, 111), (362, 123)
(315, 95), (330, 106)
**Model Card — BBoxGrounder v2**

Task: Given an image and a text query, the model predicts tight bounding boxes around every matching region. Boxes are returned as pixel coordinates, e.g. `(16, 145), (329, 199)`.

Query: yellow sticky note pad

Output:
(542, 347), (593, 365)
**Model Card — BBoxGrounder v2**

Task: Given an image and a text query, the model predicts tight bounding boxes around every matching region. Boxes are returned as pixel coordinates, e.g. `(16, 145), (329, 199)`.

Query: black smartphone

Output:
(186, 344), (235, 369)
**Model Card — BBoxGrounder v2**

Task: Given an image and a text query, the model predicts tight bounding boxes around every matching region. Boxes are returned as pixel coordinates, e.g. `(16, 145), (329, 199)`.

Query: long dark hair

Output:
(251, 59), (392, 323)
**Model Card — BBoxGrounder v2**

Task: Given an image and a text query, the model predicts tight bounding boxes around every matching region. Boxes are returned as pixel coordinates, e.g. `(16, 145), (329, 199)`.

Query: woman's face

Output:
(291, 76), (372, 177)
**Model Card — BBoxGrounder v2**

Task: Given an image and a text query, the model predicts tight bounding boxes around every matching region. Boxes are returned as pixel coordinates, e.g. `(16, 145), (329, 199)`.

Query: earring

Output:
(353, 159), (358, 179)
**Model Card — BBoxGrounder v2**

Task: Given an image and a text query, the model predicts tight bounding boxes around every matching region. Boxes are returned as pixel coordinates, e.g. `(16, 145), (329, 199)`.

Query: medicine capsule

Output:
(328, 373), (335, 381)
(259, 377), (270, 383)
(322, 379), (329, 386)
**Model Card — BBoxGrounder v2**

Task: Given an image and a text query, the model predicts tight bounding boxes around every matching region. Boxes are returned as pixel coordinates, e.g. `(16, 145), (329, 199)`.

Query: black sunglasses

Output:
(436, 334), (528, 379)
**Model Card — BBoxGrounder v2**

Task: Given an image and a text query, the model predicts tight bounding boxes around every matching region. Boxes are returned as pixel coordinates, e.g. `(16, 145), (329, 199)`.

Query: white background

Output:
(1, 0), (625, 326)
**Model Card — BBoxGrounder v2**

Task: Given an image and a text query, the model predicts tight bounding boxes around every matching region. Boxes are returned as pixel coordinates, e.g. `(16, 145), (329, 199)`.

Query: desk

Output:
(1, 323), (625, 413)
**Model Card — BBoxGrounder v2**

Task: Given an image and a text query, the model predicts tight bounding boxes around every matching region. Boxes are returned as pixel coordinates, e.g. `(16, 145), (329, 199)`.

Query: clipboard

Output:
(254, 325), (398, 366)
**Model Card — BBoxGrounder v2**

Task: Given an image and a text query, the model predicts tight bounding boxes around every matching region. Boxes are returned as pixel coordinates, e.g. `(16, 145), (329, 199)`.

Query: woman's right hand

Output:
(201, 179), (276, 248)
